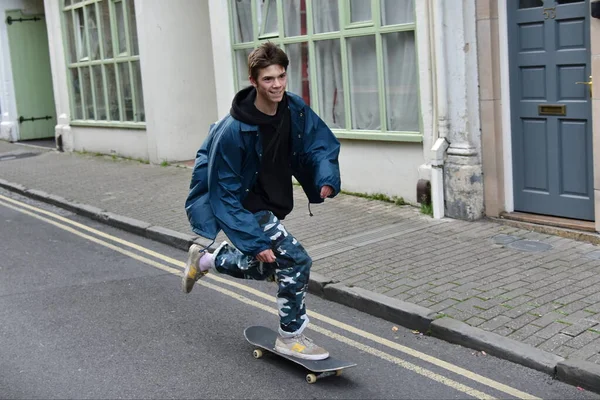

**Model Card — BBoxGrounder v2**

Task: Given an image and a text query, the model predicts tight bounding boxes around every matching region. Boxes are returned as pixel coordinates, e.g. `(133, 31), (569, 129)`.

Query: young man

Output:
(182, 42), (341, 361)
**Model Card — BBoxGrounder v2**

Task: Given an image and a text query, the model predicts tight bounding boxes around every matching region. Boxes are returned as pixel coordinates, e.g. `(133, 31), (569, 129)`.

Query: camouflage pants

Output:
(213, 210), (311, 337)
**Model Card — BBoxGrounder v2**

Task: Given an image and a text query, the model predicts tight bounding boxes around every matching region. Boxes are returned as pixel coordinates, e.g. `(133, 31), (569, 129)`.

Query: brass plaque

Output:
(538, 105), (566, 116)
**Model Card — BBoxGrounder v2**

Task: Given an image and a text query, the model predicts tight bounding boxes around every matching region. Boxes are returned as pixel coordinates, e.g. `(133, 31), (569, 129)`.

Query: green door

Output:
(6, 10), (56, 140)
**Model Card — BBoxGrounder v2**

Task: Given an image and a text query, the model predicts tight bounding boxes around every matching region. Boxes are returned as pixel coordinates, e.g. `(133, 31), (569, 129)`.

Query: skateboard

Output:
(244, 325), (356, 384)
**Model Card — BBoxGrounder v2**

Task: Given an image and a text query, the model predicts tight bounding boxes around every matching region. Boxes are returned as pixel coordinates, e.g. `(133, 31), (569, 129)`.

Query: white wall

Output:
(208, 0), (235, 120)
(70, 126), (147, 159)
(0, 0), (45, 141)
(339, 140), (423, 203)
(136, 0), (218, 163)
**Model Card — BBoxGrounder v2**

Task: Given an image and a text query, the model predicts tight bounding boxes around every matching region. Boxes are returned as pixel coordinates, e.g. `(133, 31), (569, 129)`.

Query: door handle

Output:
(576, 75), (593, 97)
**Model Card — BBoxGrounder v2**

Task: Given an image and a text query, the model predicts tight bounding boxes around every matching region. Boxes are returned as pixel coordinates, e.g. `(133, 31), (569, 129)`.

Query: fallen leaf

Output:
(577, 387), (584, 391)
(392, 326), (399, 332)
(412, 330), (420, 334)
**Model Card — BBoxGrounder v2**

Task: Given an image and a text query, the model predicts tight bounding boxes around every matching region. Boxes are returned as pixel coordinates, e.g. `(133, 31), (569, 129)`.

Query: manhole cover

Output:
(0, 152), (40, 162)
(492, 234), (520, 245)
(507, 240), (553, 253)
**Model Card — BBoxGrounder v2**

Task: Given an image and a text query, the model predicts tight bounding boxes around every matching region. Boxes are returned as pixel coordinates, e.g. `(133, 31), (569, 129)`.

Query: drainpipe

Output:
(430, 0), (449, 219)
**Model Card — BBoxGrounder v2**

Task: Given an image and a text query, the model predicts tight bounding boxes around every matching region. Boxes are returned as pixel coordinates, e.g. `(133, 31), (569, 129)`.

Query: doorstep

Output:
(491, 212), (600, 245)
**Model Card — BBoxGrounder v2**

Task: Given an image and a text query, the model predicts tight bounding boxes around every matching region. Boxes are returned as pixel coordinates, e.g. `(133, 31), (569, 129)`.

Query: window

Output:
(228, 0), (419, 141)
(62, 0), (144, 126)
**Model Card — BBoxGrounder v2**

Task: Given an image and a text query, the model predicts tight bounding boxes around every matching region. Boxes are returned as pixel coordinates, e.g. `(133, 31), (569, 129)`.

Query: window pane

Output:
(126, 0), (139, 55)
(70, 69), (83, 119)
(286, 42), (310, 106)
(86, 4), (100, 60)
(92, 65), (107, 120)
(132, 61), (145, 122)
(313, 0), (339, 33)
(99, 0), (113, 59)
(105, 64), (120, 120)
(118, 62), (134, 121)
(383, 31), (418, 132)
(315, 39), (345, 129)
(283, 0), (306, 37)
(381, 0), (414, 25)
(519, 0), (543, 8)
(350, 0), (371, 23)
(258, 0), (278, 36)
(232, 0), (253, 43)
(75, 8), (88, 60)
(81, 66), (95, 119)
(235, 49), (252, 89)
(64, 10), (78, 63)
(347, 35), (379, 130)
(65, 0), (72, 6)
(115, 0), (127, 54)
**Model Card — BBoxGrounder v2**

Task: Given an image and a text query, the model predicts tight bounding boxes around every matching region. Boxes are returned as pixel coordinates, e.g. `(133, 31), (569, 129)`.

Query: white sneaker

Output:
(181, 244), (209, 293)
(274, 334), (329, 360)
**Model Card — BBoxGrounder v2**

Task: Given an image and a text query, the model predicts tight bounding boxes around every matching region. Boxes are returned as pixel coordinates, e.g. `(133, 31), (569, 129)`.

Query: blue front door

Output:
(508, 0), (594, 221)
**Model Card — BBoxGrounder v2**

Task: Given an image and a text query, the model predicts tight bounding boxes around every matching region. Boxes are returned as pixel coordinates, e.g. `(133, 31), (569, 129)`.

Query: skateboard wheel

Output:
(306, 373), (317, 384)
(335, 370), (342, 377)
(253, 349), (263, 359)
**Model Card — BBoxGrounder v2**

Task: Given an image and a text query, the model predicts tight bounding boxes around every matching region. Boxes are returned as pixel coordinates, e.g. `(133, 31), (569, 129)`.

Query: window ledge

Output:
(70, 120), (146, 130)
(332, 130), (422, 143)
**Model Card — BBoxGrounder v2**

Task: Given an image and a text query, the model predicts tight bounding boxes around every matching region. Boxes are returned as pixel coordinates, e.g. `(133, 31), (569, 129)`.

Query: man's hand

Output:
(256, 249), (276, 263)
(320, 185), (334, 199)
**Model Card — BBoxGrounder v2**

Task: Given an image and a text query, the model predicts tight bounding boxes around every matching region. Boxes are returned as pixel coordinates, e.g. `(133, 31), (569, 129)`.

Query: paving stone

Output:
(586, 353), (600, 364)
(429, 299), (460, 313)
(561, 321), (599, 337)
(567, 331), (600, 349)
(563, 310), (598, 324)
(567, 339), (600, 361)
(523, 335), (547, 347)
(505, 313), (539, 330)
(465, 316), (486, 327)
(536, 322), (571, 340)
(503, 296), (536, 310)
(382, 285), (413, 297)
(554, 345), (577, 358)
(478, 305), (509, 320)
(558, 301), (592, 316)
(530, 311), (563, 328)
(479, 315), (512, 331)
(538, 334), (573, 352)
(585, 303), (600, 313)
(492, 326), (515, 337)
(509, 324), (543, 342)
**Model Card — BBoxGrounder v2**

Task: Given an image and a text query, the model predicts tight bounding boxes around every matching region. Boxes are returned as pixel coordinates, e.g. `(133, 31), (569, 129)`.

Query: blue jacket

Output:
(185, 92), (341, 256)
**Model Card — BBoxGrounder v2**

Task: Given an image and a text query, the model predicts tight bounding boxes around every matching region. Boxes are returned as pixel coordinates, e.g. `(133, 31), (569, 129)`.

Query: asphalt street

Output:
(0, 187), (598, 399)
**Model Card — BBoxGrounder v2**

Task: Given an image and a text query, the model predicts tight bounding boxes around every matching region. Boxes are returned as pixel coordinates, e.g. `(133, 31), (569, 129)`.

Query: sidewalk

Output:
(1, 140), (600, 391)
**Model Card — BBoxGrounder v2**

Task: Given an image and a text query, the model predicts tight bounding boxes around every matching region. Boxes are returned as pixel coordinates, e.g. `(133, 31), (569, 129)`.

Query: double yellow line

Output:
(0, 193), (540, 400)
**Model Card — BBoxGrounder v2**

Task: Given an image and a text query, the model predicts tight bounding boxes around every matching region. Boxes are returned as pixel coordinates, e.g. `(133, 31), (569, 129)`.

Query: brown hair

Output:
(248, 42), (289, 82)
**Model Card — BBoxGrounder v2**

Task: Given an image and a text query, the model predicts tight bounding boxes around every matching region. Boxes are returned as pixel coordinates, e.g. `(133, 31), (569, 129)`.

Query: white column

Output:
(438, 0), (485, 220)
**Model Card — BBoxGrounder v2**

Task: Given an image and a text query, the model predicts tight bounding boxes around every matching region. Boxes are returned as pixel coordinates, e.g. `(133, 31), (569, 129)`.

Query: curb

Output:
(1, 178), (598, 393)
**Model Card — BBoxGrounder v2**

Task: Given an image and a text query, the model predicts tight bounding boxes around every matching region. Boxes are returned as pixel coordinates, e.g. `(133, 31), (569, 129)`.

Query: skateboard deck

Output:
(244, 325), (356, 383)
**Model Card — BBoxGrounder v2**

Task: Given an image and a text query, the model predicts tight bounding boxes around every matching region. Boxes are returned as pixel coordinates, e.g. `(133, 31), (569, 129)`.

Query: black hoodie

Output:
(230, 86), (293, 220)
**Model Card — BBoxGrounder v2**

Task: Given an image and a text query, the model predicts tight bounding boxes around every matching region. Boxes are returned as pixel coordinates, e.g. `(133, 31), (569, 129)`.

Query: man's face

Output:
(250, 64), (287, 106)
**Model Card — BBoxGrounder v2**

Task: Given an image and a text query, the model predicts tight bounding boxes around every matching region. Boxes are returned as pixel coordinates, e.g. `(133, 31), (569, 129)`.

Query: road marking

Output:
(202, 280), (495, 400)
(0, 195), (541, 400)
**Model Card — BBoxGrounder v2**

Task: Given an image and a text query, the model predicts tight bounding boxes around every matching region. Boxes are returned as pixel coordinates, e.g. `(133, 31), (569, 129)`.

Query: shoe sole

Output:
(181, 245), (205, 294)
(274, 346), (329, 361)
